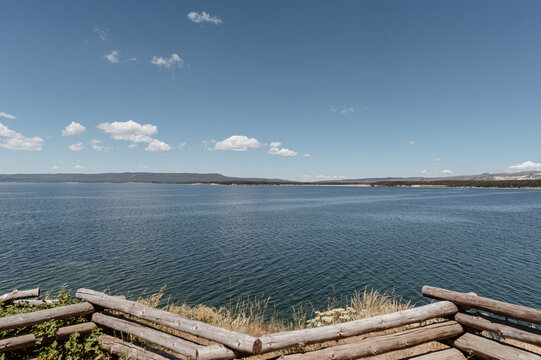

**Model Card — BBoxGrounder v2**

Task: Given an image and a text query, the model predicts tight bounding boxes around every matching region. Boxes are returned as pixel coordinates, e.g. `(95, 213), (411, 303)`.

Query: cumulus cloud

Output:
(178, 142), (186, 150)
(331, 106), (356, 114)
(91, 139), (113, 152)
(441, 169), (453, 175)
(150, 53), (183, 69)
(52, 165), (59, 170)
(97, 120), (157, 143)
(68, 142), (85, 151)
(104, 50), (120, 63)
(128, 143), (137, 149)
(408, 140), (415, 146)
(268, 141), (298, 157)
(0, 112), (16, 120)
(187, 11), (222, 24)
(62, 121), (86, 136)
(508, 160), (541, 171)
(420, 170), (428, 175)
(0, 122), (43, 151)
(93, 26), (109, 41)
(73, 165), (85, 169)
(206, 135), (263, 151)
(145, 139), (172, 152)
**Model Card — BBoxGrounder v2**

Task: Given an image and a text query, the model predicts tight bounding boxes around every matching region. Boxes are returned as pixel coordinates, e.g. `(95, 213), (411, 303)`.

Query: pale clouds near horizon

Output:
(0, 112), (17, 120)
(187, 11), (222, 25)
(62, 122), (86, 136)
(150, 53), (183, 69)
(73, 165), (85, 169)
(91, 139), (113, 152)
(0, 122), (43, 151)
(508, 160), (541, 171)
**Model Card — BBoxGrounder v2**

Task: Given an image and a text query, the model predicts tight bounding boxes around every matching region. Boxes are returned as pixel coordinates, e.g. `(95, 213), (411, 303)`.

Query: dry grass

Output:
(125, 286), (450, 359)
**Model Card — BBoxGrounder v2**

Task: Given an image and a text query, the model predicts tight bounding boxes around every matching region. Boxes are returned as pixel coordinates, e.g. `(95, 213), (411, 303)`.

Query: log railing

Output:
(0, 285), (539, 359)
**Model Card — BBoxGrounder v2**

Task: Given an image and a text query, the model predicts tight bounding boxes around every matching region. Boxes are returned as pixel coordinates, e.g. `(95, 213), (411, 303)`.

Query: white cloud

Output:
(150, 53), (183, 69)
(104, 50), (120, 63)
(68, 142), (85, 151)
(441, 169), (453, 175)
(73, 165), (85, 170)
(52, 165), (59, 170)
(303, 153), (311, 157)
(433, 158), (441, 162)
(0, 112), (16, 120)
(93, 26), (109, 41)
(0, 122), (43, 151)
(420, 170), (428, 175)
(268, 141), (298, 157)
(408, 140), (415, 146)
(508, 160), (541, 171)
(138, 165), (148, 169)
(178, 142), (187, 150)
(331, 106), (356, 114)
(62, 121), (86, 136)
(206, 135), (264, 151)
(91, 139), (113, 152)
(316, 175), (347, 179)
(97, 120), (157, 143)
(145, 139), (172, 152)
(128, 143), (137, 149)
(187, 11), (222, 25)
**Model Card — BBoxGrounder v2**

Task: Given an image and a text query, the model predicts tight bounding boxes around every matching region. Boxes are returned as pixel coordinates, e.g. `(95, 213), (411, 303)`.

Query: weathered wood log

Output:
(422, 286), (541, 324)
(13, 299), (58, 306)
(0, 322), (95, 352)
(92, 312), (200, 359)
(99, 335), (180, 360)
(0, 302), (95, 332)
(280, 321), (463, 360)
(453, 332), (541, 360)
(77, 288), (261, 354)
(455, 312), (541, 347)
(260, 301), (458, 353)
(0, 288), (40, 304)
(410, 348), (467, 360)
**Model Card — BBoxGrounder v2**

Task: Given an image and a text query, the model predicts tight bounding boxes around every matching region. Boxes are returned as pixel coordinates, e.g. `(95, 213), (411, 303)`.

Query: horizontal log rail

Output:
(92, 312), (201, 359)
(0, 302), (95, 332)
(455, 312), (541, 347)
(77, 288), (261, 354)
(0, 288), (40, 304)
(0, 322), (95, 352)
(99, 334), (181, 360)
(259, 300), (458, 353)
(452, 332), (541, 360)
(280, 321), (464, 360)
(410, 348), (466, 360)
(422, 286), (541, 324)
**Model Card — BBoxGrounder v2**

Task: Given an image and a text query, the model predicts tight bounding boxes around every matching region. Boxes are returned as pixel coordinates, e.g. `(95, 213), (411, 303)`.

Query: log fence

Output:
(0, 285), (539, 359)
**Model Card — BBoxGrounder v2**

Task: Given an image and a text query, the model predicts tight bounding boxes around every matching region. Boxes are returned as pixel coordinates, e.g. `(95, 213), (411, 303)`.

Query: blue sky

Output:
(1, 0), (541, 180)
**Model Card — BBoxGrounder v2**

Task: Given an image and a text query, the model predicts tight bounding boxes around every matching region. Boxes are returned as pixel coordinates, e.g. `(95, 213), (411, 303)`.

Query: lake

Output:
(1, 183), (539, 315)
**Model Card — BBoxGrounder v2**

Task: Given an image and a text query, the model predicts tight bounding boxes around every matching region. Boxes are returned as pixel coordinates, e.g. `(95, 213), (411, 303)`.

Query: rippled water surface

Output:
(1, 183), (539, 314)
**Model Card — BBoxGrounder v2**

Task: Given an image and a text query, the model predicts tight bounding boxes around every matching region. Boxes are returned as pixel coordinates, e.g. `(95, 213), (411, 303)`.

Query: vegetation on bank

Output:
(1, 287), (415, 359)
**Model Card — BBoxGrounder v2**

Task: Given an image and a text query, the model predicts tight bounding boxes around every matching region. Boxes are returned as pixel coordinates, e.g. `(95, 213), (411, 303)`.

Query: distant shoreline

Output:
(1, 181), (540, 189)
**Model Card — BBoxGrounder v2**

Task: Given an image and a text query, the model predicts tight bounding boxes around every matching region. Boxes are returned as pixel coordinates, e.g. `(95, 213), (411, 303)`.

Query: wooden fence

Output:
(1, 285), (540, 359)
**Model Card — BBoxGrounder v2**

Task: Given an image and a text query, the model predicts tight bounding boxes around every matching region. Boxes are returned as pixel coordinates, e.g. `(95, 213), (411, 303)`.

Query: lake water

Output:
(1, 183), (539, 315)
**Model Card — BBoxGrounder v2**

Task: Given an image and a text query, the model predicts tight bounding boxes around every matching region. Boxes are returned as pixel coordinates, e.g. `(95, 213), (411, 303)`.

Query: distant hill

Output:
(0, 172), (290, 184)
(318, 171), (541, 183)
(0, 171), (540, 186)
